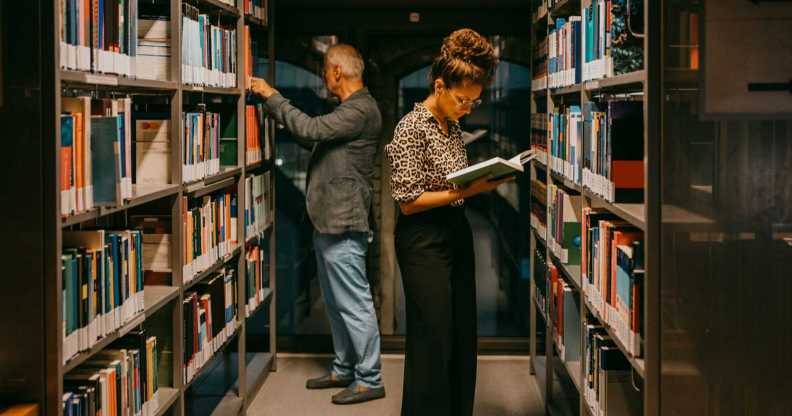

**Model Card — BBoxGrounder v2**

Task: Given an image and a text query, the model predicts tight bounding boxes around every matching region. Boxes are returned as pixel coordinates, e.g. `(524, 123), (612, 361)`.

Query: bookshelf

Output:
(529, 0), (655, 415)
(48, 0), (278, 416)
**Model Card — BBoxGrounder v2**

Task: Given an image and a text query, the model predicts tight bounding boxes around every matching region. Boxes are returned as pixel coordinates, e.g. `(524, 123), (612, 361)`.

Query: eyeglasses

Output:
(447, 90), (482, 109)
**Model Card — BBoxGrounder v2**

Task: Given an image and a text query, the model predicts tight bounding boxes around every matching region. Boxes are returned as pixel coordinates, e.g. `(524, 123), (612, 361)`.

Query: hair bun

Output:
(440, 29), (496, 74)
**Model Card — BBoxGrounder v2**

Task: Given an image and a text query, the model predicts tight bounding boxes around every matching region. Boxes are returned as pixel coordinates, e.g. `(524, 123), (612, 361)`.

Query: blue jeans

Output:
(313, 231), (383, 389)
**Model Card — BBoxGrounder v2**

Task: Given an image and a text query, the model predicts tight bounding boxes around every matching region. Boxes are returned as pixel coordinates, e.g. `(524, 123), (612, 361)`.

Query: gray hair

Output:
(325, 44), (365, 79)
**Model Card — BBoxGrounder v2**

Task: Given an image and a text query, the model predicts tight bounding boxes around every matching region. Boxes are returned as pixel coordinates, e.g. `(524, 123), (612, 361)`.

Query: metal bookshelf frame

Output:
(45, 1), (279, 416)
(528, 0), (659, 415)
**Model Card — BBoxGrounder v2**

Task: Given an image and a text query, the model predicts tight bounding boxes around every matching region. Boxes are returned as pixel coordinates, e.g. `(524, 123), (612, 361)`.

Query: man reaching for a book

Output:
(249, 44), (385, 406)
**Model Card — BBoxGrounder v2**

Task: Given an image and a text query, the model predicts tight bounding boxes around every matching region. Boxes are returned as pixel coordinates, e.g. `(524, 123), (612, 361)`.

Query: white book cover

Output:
(446, 149), (537, 187)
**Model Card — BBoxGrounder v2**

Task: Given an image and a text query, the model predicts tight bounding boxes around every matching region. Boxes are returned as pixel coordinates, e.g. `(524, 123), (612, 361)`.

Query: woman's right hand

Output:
(461, 174), (515, 199)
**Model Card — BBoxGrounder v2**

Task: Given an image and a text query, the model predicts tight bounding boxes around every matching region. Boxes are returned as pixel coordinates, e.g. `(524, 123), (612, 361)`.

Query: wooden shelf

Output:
(244, 15), (268, 28)
(551, 333), (582, 393)
(550, 84), (582, 96)
(184, 246), (242, 292)
(550, 171), (582, 193)
(582, 298), (645, 378)
(60, 70), (178, 91)
(245, 159), (273, 173)
(184, 175), (238, 197)
(185, 324), (242, 390)
(63, 313), (146, 373)
(245, 221), (274, 245)
(549, 0), (579, 16)
(183, 84), (242, 95)
(246, 289), (273, 319)
(144, 286), (180, 317)
(62, 184), (181, 227)
(584, 70), (645, 92)
(582, 189), (646, 231)
(194, 0), (240, 17)
(549, 254), (582, 293)
(152, 388), (180, 416)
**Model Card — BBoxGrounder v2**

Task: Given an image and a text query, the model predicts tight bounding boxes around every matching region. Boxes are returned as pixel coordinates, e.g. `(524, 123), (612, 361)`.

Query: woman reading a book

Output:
(384, 29), (512, 415)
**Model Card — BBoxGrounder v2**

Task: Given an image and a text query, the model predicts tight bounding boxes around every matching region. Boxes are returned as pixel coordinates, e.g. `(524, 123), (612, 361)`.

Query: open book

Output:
(446, 149), (537, 186)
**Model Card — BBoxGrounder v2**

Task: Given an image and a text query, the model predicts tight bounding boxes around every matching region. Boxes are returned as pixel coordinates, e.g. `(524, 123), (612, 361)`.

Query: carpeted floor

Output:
(247, 354), (544, 416)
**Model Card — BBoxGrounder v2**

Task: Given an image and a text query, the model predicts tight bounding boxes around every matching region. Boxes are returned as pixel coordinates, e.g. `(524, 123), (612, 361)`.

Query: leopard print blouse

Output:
(385, 103), (468, 206)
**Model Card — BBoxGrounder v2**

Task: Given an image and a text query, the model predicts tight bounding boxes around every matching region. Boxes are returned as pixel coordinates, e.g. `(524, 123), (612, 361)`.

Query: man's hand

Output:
(250, 77), (278, 98)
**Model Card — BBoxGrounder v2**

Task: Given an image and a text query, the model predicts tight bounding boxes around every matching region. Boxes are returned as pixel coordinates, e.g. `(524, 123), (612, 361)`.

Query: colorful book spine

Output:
(181, 4), (237, 88)
(244, 172), (272, 237)
(183, 268), (238, 384)
(182, 111), (221, 183)
(548, 16), (582, 88)
(245, 243), (269, 318)
(549, 105), (583, 184)
(182, 188), (238, 285)
(245, 104), (270, 165)
(581, 207), (644, 357)
(62, 230), (145, 365)
(582, 100), (644, 203)
(64, 332), (160, 416)
(60, 0), (140, 76)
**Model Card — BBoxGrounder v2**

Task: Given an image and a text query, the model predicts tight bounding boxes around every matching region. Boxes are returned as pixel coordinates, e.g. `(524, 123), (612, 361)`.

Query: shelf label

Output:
(84, 74), (118, 86)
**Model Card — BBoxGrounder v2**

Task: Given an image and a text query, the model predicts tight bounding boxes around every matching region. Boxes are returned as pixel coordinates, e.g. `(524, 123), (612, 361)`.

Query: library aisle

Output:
(2, 0), (791, 416)
(248, 355), (543, 416)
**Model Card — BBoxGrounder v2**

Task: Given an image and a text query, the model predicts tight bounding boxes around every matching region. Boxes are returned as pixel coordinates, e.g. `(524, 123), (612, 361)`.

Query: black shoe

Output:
(305, 373), (353, 389)
(331, 385), (386, 405)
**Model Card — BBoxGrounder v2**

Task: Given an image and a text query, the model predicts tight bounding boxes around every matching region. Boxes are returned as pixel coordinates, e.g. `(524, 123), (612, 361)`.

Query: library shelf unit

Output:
(528, 0), (659, 415)
(46, 0), (279, 415)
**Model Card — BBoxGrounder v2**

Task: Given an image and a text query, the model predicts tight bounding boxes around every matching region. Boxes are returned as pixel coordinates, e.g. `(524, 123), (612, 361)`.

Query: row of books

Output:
(63, 331), (160, 416)
(182, 189), (239, 285)
(582, 207), (644, 358)
(548, 184), (582, 265)
(532, 37), (548, 91)
(59, 0), (139, 77)
(60, 97), (134, 216)
(182, 111), (223, 183)
(62, 230), (145, 365)
(533, 246), (549, 320)
(549, 106), (583, 184)
(183, 269), (239, 384)
(551, 263), (582, 364)
(581, 101), (643, 203)
(181, 4), (237, 88)
(245, 104), (271, 165)
(245, 245), (269, 318)
(549, 17), (582, 88)
(584, 320), (642, 416)
(244, 0), (268, 22)
(582, 0), (644, 82)
(245, 172), (273, 237)
(530, 178), (548, 240)
(530, 113), (549, 166)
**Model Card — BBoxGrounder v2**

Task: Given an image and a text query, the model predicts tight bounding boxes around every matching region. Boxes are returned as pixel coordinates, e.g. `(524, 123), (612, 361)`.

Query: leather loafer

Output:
(331, 385), (386, 405)
(305, 373), (353, 389)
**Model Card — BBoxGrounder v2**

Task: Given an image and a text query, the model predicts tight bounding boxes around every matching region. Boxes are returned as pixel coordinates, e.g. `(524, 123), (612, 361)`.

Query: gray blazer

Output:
(264, 88), (382, 235)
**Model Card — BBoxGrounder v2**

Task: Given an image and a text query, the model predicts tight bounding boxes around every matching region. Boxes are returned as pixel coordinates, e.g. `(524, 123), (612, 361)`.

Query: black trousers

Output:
(395, 206), (477, 416)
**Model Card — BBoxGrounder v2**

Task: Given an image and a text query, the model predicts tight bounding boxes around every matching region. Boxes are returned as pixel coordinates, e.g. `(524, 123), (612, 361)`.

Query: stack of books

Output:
(182, 189), (239, 285)
(245, 245), (269, 317)
(182, 111), (222, 183)
(245, 172), (272, 237)
(548, 184), (582, 265)
(181, 4), (237, 88)
(548, 17), (582, 88)
(583, 321), (642, 416)
(137, 17), (171, 81)
(582, 0), (645, 81)
(549, 105), (583, 184)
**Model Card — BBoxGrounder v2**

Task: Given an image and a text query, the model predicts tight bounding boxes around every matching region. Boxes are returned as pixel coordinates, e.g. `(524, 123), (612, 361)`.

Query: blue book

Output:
(91, 116), (120, 206)
(117, 115), (126, 188)
(571, 18), (582, 83)
(563, 287), (581, 362)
